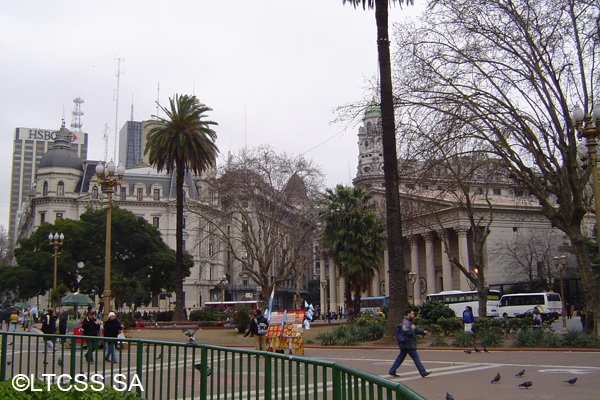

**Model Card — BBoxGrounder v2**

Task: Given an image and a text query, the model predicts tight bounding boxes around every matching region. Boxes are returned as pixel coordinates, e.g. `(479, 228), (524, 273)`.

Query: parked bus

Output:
(204, 301), (258, 312)
(498, 292), (562, 319)
(425, 290), (501, 318)
(359, 296), (388, 314)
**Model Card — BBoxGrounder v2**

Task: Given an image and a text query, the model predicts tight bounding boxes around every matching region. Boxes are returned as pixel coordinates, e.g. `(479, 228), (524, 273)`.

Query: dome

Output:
(38, 122), (83, 171)
(364, 99), (381, 119)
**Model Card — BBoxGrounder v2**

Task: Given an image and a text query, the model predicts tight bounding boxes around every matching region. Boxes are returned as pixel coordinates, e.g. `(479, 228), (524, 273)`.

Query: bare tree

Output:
(0, 225), (13, 265)
(192, 146), (324, 309)
(392, 0), (600, 333)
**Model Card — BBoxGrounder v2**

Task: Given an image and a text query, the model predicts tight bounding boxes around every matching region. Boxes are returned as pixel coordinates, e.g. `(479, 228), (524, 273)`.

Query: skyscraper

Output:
(118, 120), (142, 168)
(8, 124), (88, 242)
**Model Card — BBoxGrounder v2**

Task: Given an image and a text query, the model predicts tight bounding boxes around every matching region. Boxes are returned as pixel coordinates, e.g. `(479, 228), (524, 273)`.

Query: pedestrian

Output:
(243, 309), (269, 350)
(389, 309), (431, 378)
(0, 309), (4, 330)
(462, 306), (475, 333)
(579, 306), (586, 330)
(81, 311), (101, 363)
(58, 310), (68, 342)
(326, 310), (332, 324)
(41, 309), (57, 351)
(103, 312), (122, 363)
(10, 309), (19, 332)
(4, 309), (10, 331)
(532, 305), (542, 326)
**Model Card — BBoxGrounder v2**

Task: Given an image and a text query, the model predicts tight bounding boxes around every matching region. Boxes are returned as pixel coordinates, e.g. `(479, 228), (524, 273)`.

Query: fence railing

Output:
(0, 331), (426, 400)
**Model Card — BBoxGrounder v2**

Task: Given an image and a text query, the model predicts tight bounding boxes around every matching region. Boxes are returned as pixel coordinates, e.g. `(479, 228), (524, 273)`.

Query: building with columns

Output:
(318, 104), (588, 313)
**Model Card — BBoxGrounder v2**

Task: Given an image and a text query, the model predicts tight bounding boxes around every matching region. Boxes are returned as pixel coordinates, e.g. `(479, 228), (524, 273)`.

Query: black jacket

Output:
(103, 318), (122, 338)
(42, 314), (56, 334)
(58, 314), (68, 334)
(244, 315), (268, 337)
(81, 316), (100, 336)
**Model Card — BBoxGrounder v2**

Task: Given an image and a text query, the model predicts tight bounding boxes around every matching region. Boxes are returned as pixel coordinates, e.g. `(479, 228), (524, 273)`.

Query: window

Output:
(92, 186), (98, 199)
(42, 181), (48, 196)
(153, 217), (160, 229)
(153, 188), (160, 201)
(182, 218), (186, 229)
(40, 212), (45, 223)
(137, 188), (144, 201)
(120, 187), (127, 201)
(492, 188), (501, 195)
(56, 213), (63, 220)
(57, 182), (64, 196)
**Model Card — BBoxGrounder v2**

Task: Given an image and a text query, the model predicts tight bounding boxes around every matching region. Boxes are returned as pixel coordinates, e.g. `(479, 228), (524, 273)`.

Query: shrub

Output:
(437, 317), (462, 335)
(513, 328), (544, 347)
(188, 309), (225, 322)
(479, 330), (503, 347)
(430, 334), (448, 347)
(417, 301), (456, 322)
(561, 329), (598, 348)
(0, 380), (139, 399)
(156, 311), (173, 322)
(317, 325), (356, 346)
(232, 305), (252, 333)
(452, 332), (475, 347)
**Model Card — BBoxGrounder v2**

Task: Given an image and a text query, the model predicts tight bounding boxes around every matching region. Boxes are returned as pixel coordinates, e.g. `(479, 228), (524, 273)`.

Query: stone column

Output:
(439, 230), (453, 291)
(338, 275), (345, 316)
(424, 232), (436, 295)
(328, 257), (337, 315)
(320, 253), (328, 315)
(457, 228), (471, 291)
(410, 235), (421, 303)
(372, 267), (381, 297)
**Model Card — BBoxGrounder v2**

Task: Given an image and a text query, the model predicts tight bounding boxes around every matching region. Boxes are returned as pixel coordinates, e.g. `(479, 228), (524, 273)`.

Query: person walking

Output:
(103, 312), (122, 363)
(326, 310), (332, 324)
(10, 310), (19, 332)
(244, 309), (269, 350)
(389, 309), (431, 378)
(462, 306), (475, 333)
(41, 309), (57, 351)
(81, 311), (101, 363)
(58, 311), (68, 343)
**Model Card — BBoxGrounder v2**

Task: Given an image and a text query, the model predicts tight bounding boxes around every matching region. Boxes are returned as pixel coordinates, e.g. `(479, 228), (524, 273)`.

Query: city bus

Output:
(204, 301), (258, 312)
(497, 292), (562, 319)
(359, 296), (389, 314)
(425, 290), (501, 318)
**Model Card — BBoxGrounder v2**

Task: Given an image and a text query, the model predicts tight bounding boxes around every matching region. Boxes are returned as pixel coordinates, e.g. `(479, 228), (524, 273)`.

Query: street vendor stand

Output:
(265, 310), (305, 355)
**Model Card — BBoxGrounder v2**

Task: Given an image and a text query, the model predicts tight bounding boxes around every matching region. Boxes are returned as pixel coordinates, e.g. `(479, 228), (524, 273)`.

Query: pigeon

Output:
(491, 373), (501, 383)
(446, 393), (454, 400)
(156, 353), (162, 360)
(194, 363), (212, 376)
(464, 350), (472, 354)
(564, 378), (577, 385)
(7, 361), (11, 365)
(43, 361), (49, 365)
(515, 369), (525, 377)
(483, 346), (489, 353)
(518, 381), (532, 389)
(474, 346), (481, 353)
(8, 342), (13, 346)
(57, 358), (63, 367)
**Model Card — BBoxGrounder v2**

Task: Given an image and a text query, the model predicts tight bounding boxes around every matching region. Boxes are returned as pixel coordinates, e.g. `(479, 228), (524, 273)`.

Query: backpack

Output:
(255, 318), (268, 336)
(396, 322), (409, 344)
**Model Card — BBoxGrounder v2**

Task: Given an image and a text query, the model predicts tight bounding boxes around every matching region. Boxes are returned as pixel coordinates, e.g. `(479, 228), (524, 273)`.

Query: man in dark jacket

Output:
(103, 312), (122, 363)
(389, 309), (431, 378)
(58, 311), (68, 342)
(41, 309), (57, 351)
(244, 309), (269, 350)
(81, 311), (101, 363)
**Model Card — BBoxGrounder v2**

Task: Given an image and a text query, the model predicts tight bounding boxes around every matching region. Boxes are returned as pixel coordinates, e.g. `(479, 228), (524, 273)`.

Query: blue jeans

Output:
(104, 341), (117, 362)
(389, 348), (427, 376)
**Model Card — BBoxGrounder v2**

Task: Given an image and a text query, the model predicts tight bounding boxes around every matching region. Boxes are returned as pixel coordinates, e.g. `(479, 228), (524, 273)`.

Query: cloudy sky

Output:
(0, 1), (425, 229)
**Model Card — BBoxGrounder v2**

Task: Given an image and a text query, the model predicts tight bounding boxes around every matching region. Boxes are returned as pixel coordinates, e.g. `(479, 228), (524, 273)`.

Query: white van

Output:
(498, 292), (562, 319)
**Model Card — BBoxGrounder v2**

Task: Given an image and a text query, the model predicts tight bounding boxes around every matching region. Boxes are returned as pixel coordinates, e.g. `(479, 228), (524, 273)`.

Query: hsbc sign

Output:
(16, 127), (84, 144)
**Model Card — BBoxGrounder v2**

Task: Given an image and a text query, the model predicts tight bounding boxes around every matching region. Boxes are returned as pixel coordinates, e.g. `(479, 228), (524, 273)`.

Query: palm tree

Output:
(342, 0), (414, 333)
(320, 185), (386, 320)
(145, 94), (219, 320)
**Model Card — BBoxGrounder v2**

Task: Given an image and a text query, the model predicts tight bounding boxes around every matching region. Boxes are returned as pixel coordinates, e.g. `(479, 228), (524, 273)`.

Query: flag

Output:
(265, 287), (275, 321)
(304, 300), (309, 309)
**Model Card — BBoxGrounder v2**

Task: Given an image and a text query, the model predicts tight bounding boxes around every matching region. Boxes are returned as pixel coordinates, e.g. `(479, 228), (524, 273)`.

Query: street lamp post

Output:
(95, 161), (125, 321)
(48, 232), (64, 310)
(408, 272), (417, 300)
(217, 275), (229, 304)
(553, 255), (568, 331)
(573, 105), (600, 259)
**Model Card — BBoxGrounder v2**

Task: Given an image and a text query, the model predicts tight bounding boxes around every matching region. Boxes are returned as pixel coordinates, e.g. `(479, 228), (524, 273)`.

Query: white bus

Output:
(425, 290), (501, 318)
(498, 292), (562, 319)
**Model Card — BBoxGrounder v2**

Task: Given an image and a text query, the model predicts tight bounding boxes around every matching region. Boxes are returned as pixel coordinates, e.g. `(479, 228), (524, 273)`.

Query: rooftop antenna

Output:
(70, 97), (84, 132)
(155, 82), (160, 118)
(102, 123), (109, 162)
(244, 104), (247, 148)
(113, 57), (124, 161)
(130, 94), (134, 121)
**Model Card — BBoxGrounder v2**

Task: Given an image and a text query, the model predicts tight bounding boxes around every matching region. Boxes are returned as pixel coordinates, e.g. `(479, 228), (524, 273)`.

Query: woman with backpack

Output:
(244, 309), (269, 350)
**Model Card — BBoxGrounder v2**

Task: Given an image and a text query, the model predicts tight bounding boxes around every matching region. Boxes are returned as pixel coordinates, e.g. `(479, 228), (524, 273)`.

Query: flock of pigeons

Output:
(444, 347), (579, 400)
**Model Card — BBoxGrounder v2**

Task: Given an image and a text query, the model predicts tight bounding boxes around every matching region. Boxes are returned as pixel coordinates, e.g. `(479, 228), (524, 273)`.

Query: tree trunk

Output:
(570, 234), (599, 334)
(173, 164), (186, 321)
(374, 0), (409, 337)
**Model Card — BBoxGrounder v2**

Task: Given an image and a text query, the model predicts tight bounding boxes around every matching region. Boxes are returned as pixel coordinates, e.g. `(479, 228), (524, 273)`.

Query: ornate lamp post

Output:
(573, 105), (600, 258)
(95, 161), (125, 321)
(553, 255), (568, 330)
(48, 232), (64, 310)
(217, 275), (229, 304)
(408, 272), (417, 301)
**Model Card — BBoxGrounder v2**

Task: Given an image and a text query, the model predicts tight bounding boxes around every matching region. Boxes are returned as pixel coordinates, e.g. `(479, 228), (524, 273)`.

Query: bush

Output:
(317, 325), (356, 346)
(417, 301), (456, 322)
(188, 309), (225, 322)
(513, 328), (544, 347)
(0, 380), (139, 399)
(452, 332), (475, 347)
(317, 316), (385, 345)
(430, 334), (448, 347)
(232, 305), (252, 333)
(437, 317), (462, 335)
(479, 329), (503, 347)
(156, 311), (173, 322)
(561, 329), (598, 348)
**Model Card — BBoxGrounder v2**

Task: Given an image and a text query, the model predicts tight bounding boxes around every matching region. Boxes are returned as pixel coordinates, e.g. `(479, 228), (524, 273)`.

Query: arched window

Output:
(57, 182), (64, 197)
(92, 186), (98, 199)
(42, 181), (48, 196)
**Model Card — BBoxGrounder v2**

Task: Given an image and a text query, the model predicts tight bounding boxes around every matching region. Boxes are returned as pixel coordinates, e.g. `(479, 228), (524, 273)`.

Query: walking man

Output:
(243, 309), (269, 350)
(103, 312), (122, 363)
(41, 309), (57, 351)
(81, 311), (101, 363)
(389, 309), (431, 378)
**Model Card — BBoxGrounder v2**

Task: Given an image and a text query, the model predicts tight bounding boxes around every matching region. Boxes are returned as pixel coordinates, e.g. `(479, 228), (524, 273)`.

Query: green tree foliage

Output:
(145, 93), (218, 321)
(13, 207), (189, 307)
(320, 185), (386, 319)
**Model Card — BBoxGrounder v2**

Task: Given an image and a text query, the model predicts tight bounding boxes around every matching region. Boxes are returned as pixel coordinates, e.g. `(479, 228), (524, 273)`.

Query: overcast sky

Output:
(0, 1), (425, 229)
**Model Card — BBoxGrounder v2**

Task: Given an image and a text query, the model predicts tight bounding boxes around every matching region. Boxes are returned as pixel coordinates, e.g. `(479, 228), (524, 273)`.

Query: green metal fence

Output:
(0, 331), (426, 400)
